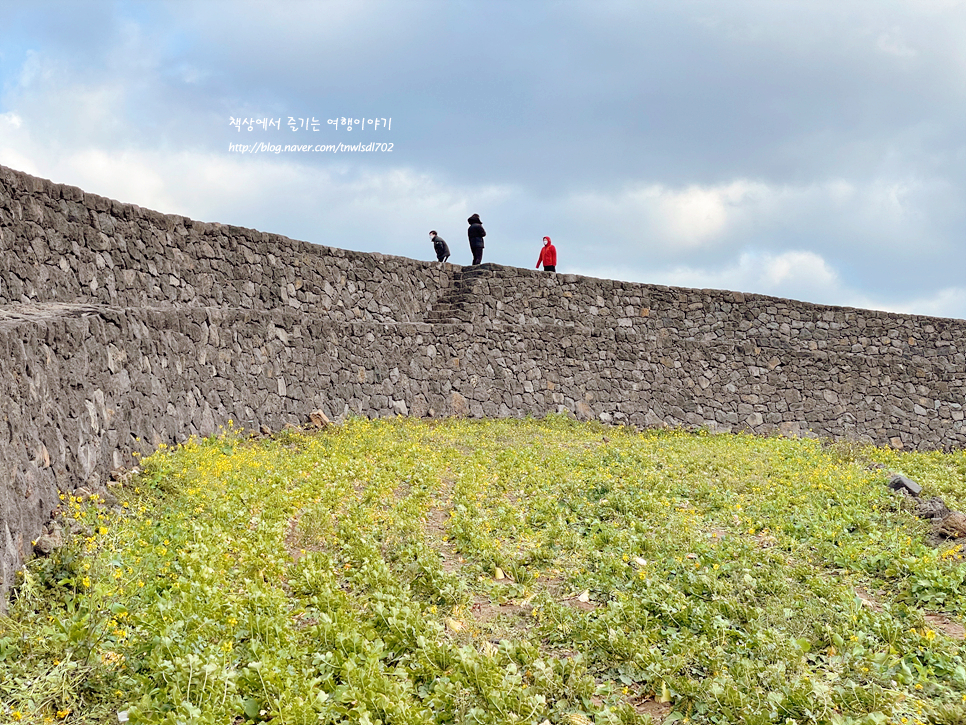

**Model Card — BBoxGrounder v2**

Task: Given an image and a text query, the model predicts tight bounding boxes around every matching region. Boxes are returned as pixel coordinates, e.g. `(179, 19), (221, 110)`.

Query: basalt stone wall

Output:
(4, 162), (963, 372)
(1, 163), (965, 604)
(0, 165), (449, 321)
(439, 265), (965, 368)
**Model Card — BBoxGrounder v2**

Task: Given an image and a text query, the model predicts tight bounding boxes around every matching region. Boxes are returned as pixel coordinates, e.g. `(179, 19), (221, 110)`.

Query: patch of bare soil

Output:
(284, 507), (341, 562)
(421, 474), (469, 574)
(392, 481), (412, 502)
(459, 592), (538, 647)
(622, 685), (672, 722)
(423, 503), (449, 538)
(285, 510), (309, 562)
(854, 588), (885, 613)
(925, 613), (966, 640)
(438, 551), (465, 573)
(635, 698), (672, 722)
(562, 597), (597, 613)
(756, 532), (778, 548)
(470, 595), (530, 626)
(853, 589), (964, 639)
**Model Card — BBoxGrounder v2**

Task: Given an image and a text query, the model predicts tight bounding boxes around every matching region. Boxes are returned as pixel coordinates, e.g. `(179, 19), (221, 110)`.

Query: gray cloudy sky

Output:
(1, 1), (964, 318)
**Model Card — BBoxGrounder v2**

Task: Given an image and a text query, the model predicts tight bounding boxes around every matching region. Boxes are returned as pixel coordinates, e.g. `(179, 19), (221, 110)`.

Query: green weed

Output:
(2, 418), (966, 724)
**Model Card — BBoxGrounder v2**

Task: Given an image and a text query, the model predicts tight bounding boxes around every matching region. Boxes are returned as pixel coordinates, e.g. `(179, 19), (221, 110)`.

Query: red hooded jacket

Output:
(536, 237), (557, 268)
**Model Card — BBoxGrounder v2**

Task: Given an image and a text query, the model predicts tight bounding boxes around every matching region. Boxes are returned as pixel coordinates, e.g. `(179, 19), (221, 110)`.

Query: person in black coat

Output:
(430, 230), (450, 264)
(467, 213), (486, 265)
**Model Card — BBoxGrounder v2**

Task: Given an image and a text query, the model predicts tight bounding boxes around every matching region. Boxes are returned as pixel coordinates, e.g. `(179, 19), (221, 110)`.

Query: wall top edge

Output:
(2, 163), (962, 325)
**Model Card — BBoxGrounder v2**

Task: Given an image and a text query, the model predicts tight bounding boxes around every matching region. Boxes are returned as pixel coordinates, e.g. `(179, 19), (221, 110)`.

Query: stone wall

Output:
(0, 165), (449, 321)
(1, 163), (965, 604)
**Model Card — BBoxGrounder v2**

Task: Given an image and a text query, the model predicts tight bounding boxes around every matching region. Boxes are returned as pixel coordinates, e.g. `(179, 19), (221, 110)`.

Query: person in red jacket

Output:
(536, 236), (556, 272)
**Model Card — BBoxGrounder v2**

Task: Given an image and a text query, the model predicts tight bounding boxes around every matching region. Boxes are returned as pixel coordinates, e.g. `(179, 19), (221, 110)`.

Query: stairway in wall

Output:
(424, 265), (496, 324)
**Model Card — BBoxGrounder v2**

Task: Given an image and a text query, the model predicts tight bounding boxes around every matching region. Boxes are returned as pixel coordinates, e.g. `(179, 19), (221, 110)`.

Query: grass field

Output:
(3, 416), (966, 725)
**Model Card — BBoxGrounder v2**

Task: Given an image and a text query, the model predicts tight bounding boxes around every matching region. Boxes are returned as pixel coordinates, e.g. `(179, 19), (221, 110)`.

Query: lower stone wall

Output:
(3, 301), (964, 605)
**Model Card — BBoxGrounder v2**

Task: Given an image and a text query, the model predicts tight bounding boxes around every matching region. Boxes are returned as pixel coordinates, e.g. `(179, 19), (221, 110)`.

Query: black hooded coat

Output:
(467, 214), (486, 249)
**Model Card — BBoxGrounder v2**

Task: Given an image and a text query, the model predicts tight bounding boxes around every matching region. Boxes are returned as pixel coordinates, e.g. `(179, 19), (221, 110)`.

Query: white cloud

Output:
(0, 112), (39, 175)
(5, 79), (961, 321)
(559, 172), (959, 270)
(570, 180), (769, 250)
(656, 182), (763, 244)
(658, 250), (841, 300)
(876, 31), (917, 58)
(569, 250), (839, 300)
(573, 251), (966, 319)
(871, 286), (966, 320)
(0, 112), (22, 129)
(573, 252), (966, 321)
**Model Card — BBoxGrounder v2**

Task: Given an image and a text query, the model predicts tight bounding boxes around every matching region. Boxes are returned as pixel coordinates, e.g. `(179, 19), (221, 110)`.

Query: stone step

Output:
(425, 313), (469, 324)
(437, 295), (475, 306)
(455, 270), (495, 281)
(427, 305), (475, 316)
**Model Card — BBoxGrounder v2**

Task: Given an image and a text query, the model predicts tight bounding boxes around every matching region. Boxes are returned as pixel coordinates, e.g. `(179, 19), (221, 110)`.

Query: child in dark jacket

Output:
(467, 214), (486, 265)
(430, 231), (450, 263)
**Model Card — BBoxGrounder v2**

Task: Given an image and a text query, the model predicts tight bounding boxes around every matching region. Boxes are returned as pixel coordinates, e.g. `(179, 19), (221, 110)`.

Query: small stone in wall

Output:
(65, 518), (93, 538)
(94, 487), (119, 508)
(778, 421), (802, 437)
(32, 525), (64, 556)
(450, 391), (469, 416)
(309, 410), (330, 428)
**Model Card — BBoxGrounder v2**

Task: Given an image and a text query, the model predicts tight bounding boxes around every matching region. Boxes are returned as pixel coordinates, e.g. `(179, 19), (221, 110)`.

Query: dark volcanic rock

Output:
(936, 512), (966, 540)
(888, 474), (922, 497)
(914, 497), (950, 521)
